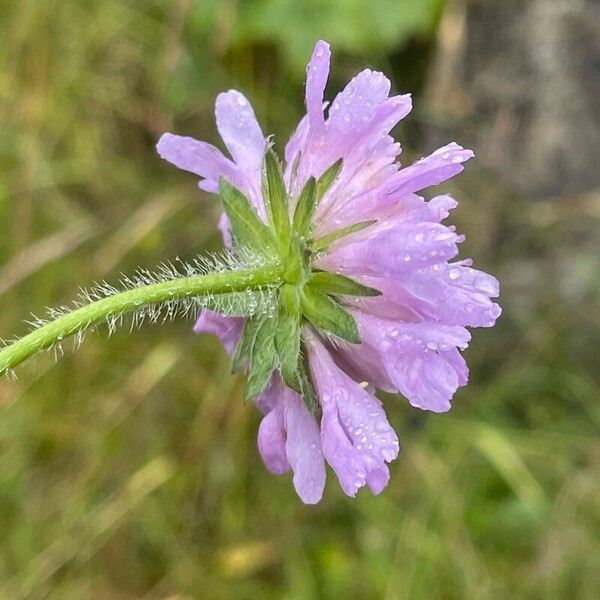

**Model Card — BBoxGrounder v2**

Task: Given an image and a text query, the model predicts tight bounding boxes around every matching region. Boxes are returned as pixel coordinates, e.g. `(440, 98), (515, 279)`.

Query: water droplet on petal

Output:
(434, 232), (455, 242)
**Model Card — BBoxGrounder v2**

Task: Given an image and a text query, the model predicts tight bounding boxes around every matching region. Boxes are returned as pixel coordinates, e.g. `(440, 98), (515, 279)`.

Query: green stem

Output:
(0, 262), (283, 376)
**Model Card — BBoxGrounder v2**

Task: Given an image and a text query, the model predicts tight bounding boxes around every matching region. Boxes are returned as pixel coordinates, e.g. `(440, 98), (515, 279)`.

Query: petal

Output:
(306, 333), (399, 497)
(343, 260), (500, 329)
(315, 94), (412, 233)
(282, 387), (326, 504)
(391, 263), (502, 328)
(366, 465), (390, 495)
(284, 113), (309, 185)
(354, 314), (471, 412)
(327, 69), (391, 142)
(342, 275), (424, 323)
(384, 143), (474, 197)
(156, 133), (236, 189)
(319, 222), (461, 278)
(193, 310), (243, 355)
(329, 95), (411, 191)
(319, 401), (369, 496)
(305, 40), (331, 139)
(255, 375), (279, 415)
(328, 341), (397, 393)
(387, 351), (460, 413)
(215, 90), (266, 170)
(356, 314), (471, 355)
(440, 347), (469, 387)
(257, 401), (290, 474)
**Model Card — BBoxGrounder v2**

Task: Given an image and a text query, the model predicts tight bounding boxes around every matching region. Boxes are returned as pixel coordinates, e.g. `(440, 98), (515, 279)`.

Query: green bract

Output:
(222, 153), (381, 402)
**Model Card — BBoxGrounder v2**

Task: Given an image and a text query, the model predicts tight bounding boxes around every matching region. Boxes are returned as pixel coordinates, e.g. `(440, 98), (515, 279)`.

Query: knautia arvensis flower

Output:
(156, 40), (501, 503)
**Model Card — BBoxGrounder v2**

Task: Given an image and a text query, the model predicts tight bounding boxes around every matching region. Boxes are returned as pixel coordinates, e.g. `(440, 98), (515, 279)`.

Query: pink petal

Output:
(255, 376), (279, 415)
(257, 401), (290, 474)
(328, 341), (397, 393)
(319, 221), (461, 278)
(305, 40), (331, 140)
(282, 386), (326, 504)
(156, 133), (236, 189)
(384, 143), (474, 197)
(387, 351), (460, 413)
(306, 334), (399, 497)
(193, 310), (243, 355)
(366, 465), (390, 495)
(390, 263), (502, 328)
(284, 113), (309, 190)
(256, 377), (326, 504)
(327, 69), (391, 141)
(355, 314), (471, 412)
(215, 90), (266, 170)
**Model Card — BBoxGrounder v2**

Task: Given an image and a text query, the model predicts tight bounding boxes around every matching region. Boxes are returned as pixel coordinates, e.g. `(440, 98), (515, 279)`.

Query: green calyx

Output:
(220, 148), (380, 403)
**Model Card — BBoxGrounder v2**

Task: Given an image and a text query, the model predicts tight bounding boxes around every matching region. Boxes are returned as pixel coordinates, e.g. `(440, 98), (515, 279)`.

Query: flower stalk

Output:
(0, 262), (283, 376)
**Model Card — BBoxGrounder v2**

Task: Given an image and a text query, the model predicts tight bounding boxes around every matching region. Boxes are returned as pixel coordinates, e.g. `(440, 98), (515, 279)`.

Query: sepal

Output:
(274, 284), (301, 383)
(292, 177), (317, 238)
(312, 220), (376, 252)
(244, 314), (280, 398)
(300, 287), (360, 343)
(264, 148), (291, 251)
(308, 271), (381, 297)
(219, 177), (275, 254)
(316, 158), (343, 200)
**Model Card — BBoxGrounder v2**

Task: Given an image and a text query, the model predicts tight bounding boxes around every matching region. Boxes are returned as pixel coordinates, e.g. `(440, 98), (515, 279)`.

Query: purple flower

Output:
(157, 40), (501, 503)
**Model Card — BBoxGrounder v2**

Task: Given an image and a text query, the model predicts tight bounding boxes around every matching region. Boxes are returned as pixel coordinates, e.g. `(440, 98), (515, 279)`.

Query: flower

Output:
(157, 40), (501, 503)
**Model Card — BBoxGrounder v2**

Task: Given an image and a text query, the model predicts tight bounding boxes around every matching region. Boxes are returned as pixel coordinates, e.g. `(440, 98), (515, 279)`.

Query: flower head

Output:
(157, 40), (500, 503)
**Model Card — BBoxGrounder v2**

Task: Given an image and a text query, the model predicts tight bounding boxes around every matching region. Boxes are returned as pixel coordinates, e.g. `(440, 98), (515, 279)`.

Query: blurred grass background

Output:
(0, 1), (599, 598)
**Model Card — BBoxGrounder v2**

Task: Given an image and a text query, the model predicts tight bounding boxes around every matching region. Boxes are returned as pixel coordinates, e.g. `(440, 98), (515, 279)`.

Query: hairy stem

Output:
(0, 262), (283, 375)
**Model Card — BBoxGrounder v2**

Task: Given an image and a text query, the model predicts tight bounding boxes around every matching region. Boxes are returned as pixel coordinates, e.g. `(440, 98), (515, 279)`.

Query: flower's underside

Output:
(157, 40), (501, 503)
